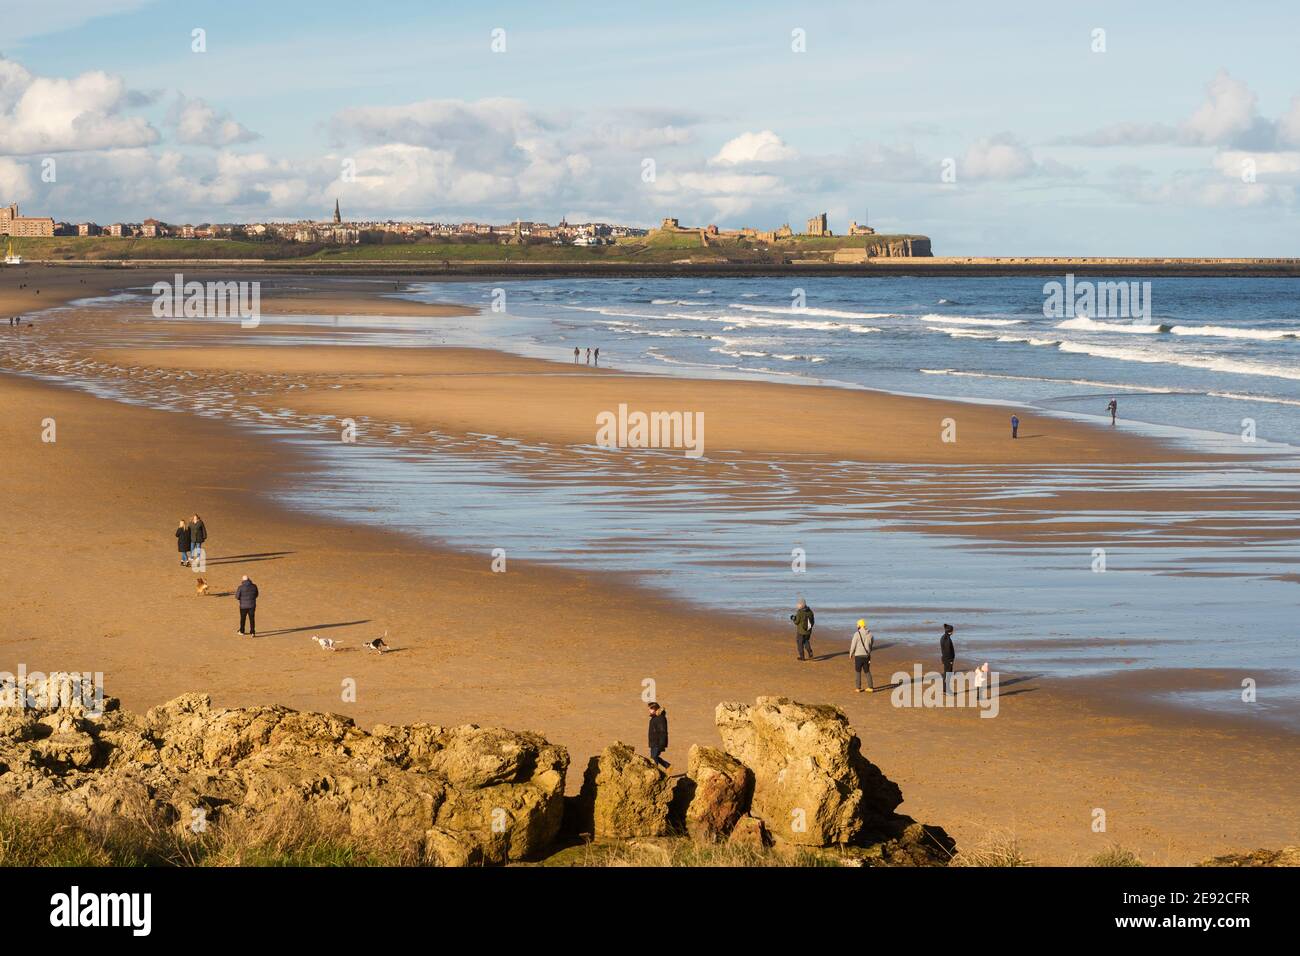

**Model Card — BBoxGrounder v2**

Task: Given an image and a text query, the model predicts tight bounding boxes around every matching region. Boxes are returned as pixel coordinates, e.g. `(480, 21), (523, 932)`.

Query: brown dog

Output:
(194, 577), (210, 597)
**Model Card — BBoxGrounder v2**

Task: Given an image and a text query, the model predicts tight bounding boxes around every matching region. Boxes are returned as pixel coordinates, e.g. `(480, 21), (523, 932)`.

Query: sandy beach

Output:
(1, 270), (1297, 865)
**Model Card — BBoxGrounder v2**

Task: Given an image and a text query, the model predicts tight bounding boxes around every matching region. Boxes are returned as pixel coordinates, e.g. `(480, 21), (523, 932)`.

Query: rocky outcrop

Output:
(1199, 846), (1300, 867)
(575, 743), (676, 839)
(713, 697), (903, 846)
(0, 683), (567, 866)
(683, 745), (752, 843)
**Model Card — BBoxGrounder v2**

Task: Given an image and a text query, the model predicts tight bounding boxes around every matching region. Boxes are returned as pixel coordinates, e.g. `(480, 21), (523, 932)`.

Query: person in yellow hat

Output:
(849, 618), (874, 692)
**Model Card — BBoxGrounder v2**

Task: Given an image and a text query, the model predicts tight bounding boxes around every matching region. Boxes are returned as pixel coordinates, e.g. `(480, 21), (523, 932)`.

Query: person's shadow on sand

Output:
(206, 551), (294, 566)
(256, 619), (371, 638)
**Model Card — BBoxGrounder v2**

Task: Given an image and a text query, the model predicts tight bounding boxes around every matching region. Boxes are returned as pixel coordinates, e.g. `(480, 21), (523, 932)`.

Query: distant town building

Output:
(0, 203), (56, 237)
(140, 218), (165, 237)
(805, 212), (829, 237)
(848, 220), (876, 236)
(333, 199), (341, 224)
(77, 222), (101, 236)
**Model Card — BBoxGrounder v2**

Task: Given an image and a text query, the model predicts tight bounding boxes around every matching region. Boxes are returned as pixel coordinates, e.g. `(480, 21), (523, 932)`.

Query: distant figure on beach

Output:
(188, 514), (207, 564)
(573, 346), (580, 363)
(585, 347), (591, 365)
(647, 702), (670, 770)
(940, 624), (956, 695)
(973, 661), (990, 702)
(1010, 414), (1020, 439)
(594, 347), (600, 366)
(235, 575), (259, 637)
(791, 598), (816, 661)
(175, 520), (192, 566)
(850, 618), (874, 693)
(1107, 398), (1118, 425)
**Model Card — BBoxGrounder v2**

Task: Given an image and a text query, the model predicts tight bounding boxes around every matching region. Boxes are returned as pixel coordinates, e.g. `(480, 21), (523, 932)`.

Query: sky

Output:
(1, 0), (1298, 254)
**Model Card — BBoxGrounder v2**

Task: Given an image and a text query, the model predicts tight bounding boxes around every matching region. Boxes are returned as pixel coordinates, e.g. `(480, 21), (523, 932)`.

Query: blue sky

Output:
(2, 0), (1298, 254)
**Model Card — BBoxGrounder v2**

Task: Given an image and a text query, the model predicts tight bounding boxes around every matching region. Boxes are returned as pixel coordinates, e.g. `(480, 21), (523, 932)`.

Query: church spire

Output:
(333, 198), (341, 224)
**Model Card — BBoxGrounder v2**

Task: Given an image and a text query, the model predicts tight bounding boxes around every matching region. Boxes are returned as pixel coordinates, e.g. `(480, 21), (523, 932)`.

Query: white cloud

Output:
(0, 56), (158, 154)
(960, 134), (1039, 180)
(709, 130), (796, 166)
(166, 95), (258, 147)
(1182, 70), (1258, 146)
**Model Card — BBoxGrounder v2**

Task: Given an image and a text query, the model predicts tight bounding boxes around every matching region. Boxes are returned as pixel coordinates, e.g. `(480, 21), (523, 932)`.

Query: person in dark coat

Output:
(940, 623), (956, 695)
(235, 575), (259, 636)
(1010, 415), (1020, 439)
(175, 520), (192, 565)
(790, 598), (815, 661)
(647, 702), (670, 770)
(188, 514), (207, 563)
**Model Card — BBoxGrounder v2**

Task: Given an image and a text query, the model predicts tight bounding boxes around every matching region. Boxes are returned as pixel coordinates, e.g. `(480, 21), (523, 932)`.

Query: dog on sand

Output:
(194, 577), (210, 596)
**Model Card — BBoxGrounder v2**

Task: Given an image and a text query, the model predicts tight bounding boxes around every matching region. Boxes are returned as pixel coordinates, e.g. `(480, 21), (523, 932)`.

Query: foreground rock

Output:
(683, 745), (752, 843)
(1199, 846), (1300, 867)
(0, 685), (567, 865)
(714, 697), (906, 846)
(575, 743), (676, 839)
(622, 696), (954, 863)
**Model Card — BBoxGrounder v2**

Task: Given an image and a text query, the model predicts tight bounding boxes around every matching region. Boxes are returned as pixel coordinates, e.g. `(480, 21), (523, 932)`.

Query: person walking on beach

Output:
(1107, 398), (1118, 425)
(594, 347), (600, 366)
(1010, 414), (1020, 439)
(175, 520), (192, 566)
(940, 624), (956, 695)
(647, 702), (670, 770)
(235, 575), (259, 637)
(188, 513), (207, 565)
(585, 347), (591, 365)
(973, 661), (990, 702)
(573, 346), (580, 363)
(791, 598), (816, 661)
(850, 618), (875, 693)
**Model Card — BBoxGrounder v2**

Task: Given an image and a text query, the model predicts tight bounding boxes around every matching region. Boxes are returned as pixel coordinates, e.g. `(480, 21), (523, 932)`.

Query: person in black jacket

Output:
(188, 514), (207, 564)
(940, 624), (956, 695)
(175, 520), (192, 566)
(235, 575), (259, 636)
(647, 702), (670, 770)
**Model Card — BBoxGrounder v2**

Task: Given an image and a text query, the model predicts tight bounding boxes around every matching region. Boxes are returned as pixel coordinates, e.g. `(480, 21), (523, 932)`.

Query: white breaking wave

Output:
(918, 313), (1025, 327)
(1169, 324), (1299, 341)
(727, 303), (895, 320)
(919, 368), (1300, 407)
(926, 326), (1000, 339)
(1057, 340), (1300, 382)
(996, 334), (1064, 347)
(711, 346), (828, 363)
(1057, 317), (1170, 334)
(920, 368), (1175, 392)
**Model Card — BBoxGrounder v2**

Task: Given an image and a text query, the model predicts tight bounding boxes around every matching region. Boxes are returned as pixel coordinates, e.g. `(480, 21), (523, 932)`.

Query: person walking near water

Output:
(1106, 398), (1118, 425)
(188, 513), (207, 565)
(1010, 414), (1020, 439)
(585, 347), (591, 365)
(573, 346), (580, 363)
(594, 347), (600, 366)
(791, 598), (816, 661)
(174, 520), (192, 566)
(940, 624), (956, 695)
(850, 618), (875, 693)
(235, 575), (259, 637)
(647, 702), (670, 770)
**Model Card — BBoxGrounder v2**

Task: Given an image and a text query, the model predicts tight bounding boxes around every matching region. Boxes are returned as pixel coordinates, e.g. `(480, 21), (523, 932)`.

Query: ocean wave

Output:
(711, 346), (828, 363)
(918, 313), (1025, 327)
(1057, 340), (1300, 382)
(721, 315), (881, 334)
(1169, 324), (1299, 341)
(726, 303), (894, 320)
(996, 334), (1064, 347)
(1057, 317), (1170, 334)
(919, 368), (1300, 406)
(926, 326), (1000, 339)
(920, 368), (1174, 392)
